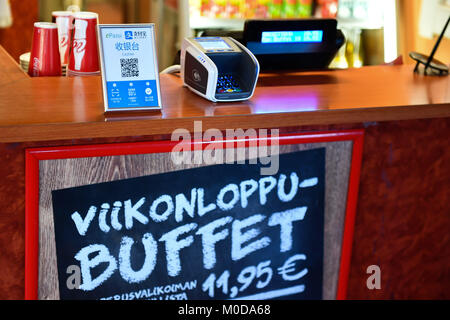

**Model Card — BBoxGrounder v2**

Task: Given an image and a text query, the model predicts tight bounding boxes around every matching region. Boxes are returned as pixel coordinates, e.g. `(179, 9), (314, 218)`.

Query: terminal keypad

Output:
(216, 74), (242, 94)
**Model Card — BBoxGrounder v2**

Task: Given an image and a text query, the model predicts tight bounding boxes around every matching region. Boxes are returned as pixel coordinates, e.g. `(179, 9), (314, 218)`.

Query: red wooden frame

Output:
(25, 130), (364, 300)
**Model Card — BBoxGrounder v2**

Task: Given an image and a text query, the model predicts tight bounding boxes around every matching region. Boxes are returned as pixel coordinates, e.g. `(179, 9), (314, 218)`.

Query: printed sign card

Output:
(51, 148), (325, 300)
(97, 24), (162, 112)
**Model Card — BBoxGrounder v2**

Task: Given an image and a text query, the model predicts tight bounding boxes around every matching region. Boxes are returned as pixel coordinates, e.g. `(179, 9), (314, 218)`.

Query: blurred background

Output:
(0, 0), (449, 71)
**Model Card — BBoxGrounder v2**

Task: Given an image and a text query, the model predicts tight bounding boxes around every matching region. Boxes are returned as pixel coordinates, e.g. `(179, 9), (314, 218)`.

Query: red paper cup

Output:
(68, 11), (100, 75)
(28, 22), (61, 77)
(52, 11), (74, 66)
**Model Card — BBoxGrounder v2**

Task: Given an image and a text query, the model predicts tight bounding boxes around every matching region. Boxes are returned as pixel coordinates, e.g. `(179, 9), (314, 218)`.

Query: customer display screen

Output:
(243, 19), (337, 56)
(195, 38), (231, 50)
(261, 30), (323, 43)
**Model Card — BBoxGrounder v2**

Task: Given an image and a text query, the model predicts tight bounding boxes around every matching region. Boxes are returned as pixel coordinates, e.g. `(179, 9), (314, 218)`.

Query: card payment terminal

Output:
(181, 37), (259, 102)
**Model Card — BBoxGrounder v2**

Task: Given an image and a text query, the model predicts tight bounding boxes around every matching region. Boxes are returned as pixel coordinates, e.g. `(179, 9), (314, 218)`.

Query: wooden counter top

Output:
(0, 45), (449, 143)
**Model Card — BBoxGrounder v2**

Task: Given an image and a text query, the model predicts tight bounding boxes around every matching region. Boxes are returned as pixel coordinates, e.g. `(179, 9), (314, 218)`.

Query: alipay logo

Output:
(125, 31), (133, 40)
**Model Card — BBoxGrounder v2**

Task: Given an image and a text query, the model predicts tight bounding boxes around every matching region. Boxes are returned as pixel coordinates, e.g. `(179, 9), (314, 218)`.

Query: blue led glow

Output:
(261, 30), (323, 43)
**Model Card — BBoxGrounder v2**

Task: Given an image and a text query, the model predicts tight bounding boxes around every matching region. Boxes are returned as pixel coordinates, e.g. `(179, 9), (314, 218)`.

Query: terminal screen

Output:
(196, 38), (231, 50)
(261, 30), (323, 43)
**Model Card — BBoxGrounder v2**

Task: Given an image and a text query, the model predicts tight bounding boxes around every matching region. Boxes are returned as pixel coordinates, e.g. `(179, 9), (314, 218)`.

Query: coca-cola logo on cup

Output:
(32, 57), (40, 76)
(73, 39), (86, 53)
(60, 35), (69, 48)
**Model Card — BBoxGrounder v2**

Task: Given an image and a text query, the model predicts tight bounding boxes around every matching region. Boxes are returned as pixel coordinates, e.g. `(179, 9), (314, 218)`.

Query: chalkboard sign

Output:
(51, 148), (325, 300)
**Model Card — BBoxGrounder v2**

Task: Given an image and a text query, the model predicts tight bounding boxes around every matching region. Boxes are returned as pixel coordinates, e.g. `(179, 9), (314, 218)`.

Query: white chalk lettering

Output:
(196, 216), (233, 269)
(231, 214), (271, 261)
(175, 189), (197, 223)
(277, 172), (299, 202)
(74, 244), (117, 291)
(98, 203), (110, 233)
(124, 198), (148, 229)
(67, 168), (319, 296)
(216, 183), (240, 211)
(71, 206), (97, 236)
(111, 201), (123, 231)
(259, 176), (277, 205)
(299, 177), (318, 188)
(197, 188), (216, 217)
(268, 207), (307, 252)
(159, 223), (198, 276)
(240, 179), (258, 208)
(71, 171), (311, 235)
(100, 280), (198, 300)
(149, 195), (174, 222)
(119, 233), (157, 283)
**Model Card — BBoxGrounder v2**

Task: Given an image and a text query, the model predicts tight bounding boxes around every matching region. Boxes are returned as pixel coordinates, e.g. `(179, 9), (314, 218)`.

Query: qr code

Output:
(120, 58), (139, 78)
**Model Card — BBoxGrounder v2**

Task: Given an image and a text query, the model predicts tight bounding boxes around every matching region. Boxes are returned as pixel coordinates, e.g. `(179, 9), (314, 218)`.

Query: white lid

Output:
(73, 11), (98, 19)
(34, 22), (57, 29)
(20, 52), (30, 62)
(52, 11), (73, 17)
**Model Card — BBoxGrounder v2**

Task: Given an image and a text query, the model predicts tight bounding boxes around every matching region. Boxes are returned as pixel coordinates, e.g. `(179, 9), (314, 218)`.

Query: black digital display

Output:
(242, 19), (343, 70)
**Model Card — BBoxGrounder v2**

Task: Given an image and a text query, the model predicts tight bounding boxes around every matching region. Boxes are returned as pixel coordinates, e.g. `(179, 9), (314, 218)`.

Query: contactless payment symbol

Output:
(192, 69), (201, 82)
(125, 31), (133, 39)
